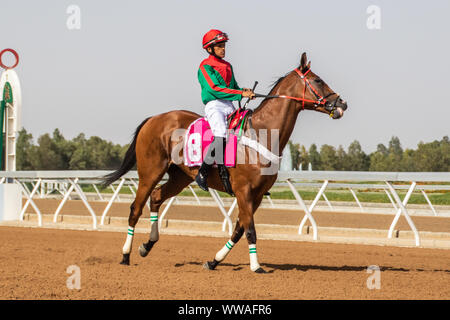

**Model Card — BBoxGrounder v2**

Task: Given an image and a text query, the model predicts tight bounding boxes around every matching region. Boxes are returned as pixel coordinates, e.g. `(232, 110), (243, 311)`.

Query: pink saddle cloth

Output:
(184, 117), (237, 167)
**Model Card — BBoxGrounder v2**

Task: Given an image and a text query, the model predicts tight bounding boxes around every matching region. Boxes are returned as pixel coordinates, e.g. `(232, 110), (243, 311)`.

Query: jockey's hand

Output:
(242, 88), (255, 100)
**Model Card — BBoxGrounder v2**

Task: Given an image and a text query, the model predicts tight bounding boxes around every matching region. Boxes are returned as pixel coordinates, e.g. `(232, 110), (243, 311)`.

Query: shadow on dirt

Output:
(175, 261), (450, 273)
(175, 261), (249, 272)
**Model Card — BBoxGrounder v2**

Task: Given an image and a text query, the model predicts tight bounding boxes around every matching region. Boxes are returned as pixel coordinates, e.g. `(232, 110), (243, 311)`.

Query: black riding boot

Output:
(218, 164), (234, 196)
(195, 136), (234, 196)
(195, 137), (221, 191)
(195, 161), (211, 192)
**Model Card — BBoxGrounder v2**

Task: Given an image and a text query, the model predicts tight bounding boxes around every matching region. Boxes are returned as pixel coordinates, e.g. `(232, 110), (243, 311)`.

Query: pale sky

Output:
(1, 0), (449, 152)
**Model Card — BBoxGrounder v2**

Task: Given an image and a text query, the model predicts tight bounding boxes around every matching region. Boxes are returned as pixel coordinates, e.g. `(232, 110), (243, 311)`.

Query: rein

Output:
(254, 68), (340, 115)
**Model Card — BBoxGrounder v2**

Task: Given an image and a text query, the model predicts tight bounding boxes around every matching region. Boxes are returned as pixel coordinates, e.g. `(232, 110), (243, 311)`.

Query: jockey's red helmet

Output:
(202, 29), (229, 49)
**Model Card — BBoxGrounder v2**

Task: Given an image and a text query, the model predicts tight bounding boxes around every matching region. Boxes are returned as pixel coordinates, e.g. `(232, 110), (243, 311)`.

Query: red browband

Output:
(276, 68), (327, 109)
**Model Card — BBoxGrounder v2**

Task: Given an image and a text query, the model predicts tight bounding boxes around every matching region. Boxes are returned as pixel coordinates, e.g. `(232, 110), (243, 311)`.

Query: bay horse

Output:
(103, 52), (348, 273)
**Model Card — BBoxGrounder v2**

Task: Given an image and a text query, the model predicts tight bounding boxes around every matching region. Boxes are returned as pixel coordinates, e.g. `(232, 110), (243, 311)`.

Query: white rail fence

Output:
(1, 170), (449, 247)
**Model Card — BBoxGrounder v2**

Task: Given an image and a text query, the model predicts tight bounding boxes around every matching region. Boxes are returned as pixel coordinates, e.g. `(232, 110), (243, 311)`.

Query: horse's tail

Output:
(101, 117), (152, 187)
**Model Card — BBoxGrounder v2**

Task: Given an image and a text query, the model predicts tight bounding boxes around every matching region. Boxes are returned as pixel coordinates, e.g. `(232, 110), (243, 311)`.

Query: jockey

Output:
(195, 29), (255, 195)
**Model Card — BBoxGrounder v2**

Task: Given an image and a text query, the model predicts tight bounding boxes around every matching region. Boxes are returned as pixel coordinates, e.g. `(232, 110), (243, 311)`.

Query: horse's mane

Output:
(253, 71), (291, 113)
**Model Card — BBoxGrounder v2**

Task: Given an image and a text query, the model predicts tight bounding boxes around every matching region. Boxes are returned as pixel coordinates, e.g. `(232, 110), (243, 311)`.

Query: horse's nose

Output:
(332, 107), (344, 119)
(338, 98), (348, 111)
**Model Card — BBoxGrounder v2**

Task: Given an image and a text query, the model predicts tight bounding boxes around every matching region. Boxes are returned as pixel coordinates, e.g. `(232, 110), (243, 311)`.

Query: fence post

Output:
(54, 178), (77, 223)
(209, 189), (233, 236)
(20, 178), (42, 225)
(349, 188), (364, 212)
(386, 181), (420, 246)
(286, 179), (319, 240)
(100, 178), (126, 225)
(420, 189), (438, 217)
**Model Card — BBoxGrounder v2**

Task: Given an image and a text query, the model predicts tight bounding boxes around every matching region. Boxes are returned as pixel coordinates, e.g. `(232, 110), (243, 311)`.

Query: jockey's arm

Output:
(230, 66), (255, 99)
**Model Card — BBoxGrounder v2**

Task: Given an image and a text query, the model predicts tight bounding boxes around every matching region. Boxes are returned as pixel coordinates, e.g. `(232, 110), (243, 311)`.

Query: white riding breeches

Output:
(204, 99), (236, 138)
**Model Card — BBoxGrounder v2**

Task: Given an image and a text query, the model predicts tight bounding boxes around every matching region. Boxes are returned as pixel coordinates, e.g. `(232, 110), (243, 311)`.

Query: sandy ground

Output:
(0, 226), (449, 300)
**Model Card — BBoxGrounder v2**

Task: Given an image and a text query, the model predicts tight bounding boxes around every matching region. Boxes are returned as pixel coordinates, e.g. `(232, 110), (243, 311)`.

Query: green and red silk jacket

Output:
(198, 55), (243, 105)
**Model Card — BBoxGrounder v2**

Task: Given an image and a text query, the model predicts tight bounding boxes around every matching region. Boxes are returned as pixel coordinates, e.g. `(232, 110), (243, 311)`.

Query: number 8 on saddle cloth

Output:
(183, 109), (250, 168)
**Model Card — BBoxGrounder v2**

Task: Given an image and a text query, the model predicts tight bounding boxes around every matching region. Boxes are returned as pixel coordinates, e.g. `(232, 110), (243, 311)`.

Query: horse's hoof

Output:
(139, 244), (150, 257)
(139, 241), (157, 257)
(203, 260), (219, 270)
(254, 267), (267, 274)
(120, 254), (130, 265)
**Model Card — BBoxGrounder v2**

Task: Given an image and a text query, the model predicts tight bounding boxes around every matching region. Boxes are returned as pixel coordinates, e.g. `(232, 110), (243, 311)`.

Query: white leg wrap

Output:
(122, 226), (134, 254)
(249, 244), (260, 271)
(150, 212), (159, 241)
(215, 240), (235, 262)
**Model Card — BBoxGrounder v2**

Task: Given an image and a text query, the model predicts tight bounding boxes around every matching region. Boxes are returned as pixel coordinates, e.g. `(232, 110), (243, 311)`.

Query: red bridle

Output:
(254, 68), (338, 111)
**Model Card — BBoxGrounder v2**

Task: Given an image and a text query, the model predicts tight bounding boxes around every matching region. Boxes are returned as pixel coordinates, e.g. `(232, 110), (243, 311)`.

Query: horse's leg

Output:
(244, 215), (266, 273)
(138, 165), (193, 257)
(203, 219), (245, 270)
(237, 190), (266, 273)
(120, 165), (167, 265)
(204, 190), (266, 273)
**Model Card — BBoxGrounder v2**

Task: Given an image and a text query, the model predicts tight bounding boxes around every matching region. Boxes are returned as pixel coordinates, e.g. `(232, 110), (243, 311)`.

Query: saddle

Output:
(227, 108), (250, 131)
(184, 108), (252, 168)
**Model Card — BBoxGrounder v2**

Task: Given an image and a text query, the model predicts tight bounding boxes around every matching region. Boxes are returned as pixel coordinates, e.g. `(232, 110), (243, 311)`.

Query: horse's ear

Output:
(307, 61), (311, 69)
(300, 52), (308, 69)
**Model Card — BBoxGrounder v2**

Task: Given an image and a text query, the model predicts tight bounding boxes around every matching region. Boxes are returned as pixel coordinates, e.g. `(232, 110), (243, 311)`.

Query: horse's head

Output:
(296, 52), (347, 119)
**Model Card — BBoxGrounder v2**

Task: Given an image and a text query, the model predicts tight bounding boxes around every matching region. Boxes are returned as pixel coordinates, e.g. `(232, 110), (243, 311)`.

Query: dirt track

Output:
(1, 226), (449, 300)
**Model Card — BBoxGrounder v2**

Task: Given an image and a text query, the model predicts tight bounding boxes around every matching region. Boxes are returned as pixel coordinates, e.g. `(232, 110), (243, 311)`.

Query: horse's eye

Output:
(315, 78), (323, 84)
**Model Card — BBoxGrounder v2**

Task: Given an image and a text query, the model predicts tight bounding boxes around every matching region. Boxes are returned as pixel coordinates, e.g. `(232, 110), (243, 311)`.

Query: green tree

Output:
(346, 140), (369, 171)
(16, 128), (35, 170)
(30, 133), (67, 169)
(401, 149), (416, 171)
(288, 140), (301, 170)
(17, 128), (128, 170)
(298, 145), (309, 170)
(412, 136), (449, 171)
(386, 136), (403, 171)
(369, 143), (390, 171)
(376, 143), (388, 156)
(308, 144), (321, 170)
(320, 144), (338, 170)
(86, 136), (124, 169)
(52, 128), (75, 168)
(68, 133), (125, 170)
(336, 145), (347, 171)
(69, 133), (89, 169)
(441, 136), (450, 171)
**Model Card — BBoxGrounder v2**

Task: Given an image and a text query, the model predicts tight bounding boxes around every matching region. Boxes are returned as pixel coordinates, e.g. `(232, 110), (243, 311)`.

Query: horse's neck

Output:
(250, 74), (301, 154)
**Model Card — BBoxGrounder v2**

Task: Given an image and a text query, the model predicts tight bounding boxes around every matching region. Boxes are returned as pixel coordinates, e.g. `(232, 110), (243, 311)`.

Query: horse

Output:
(102, 52), (348, 273)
